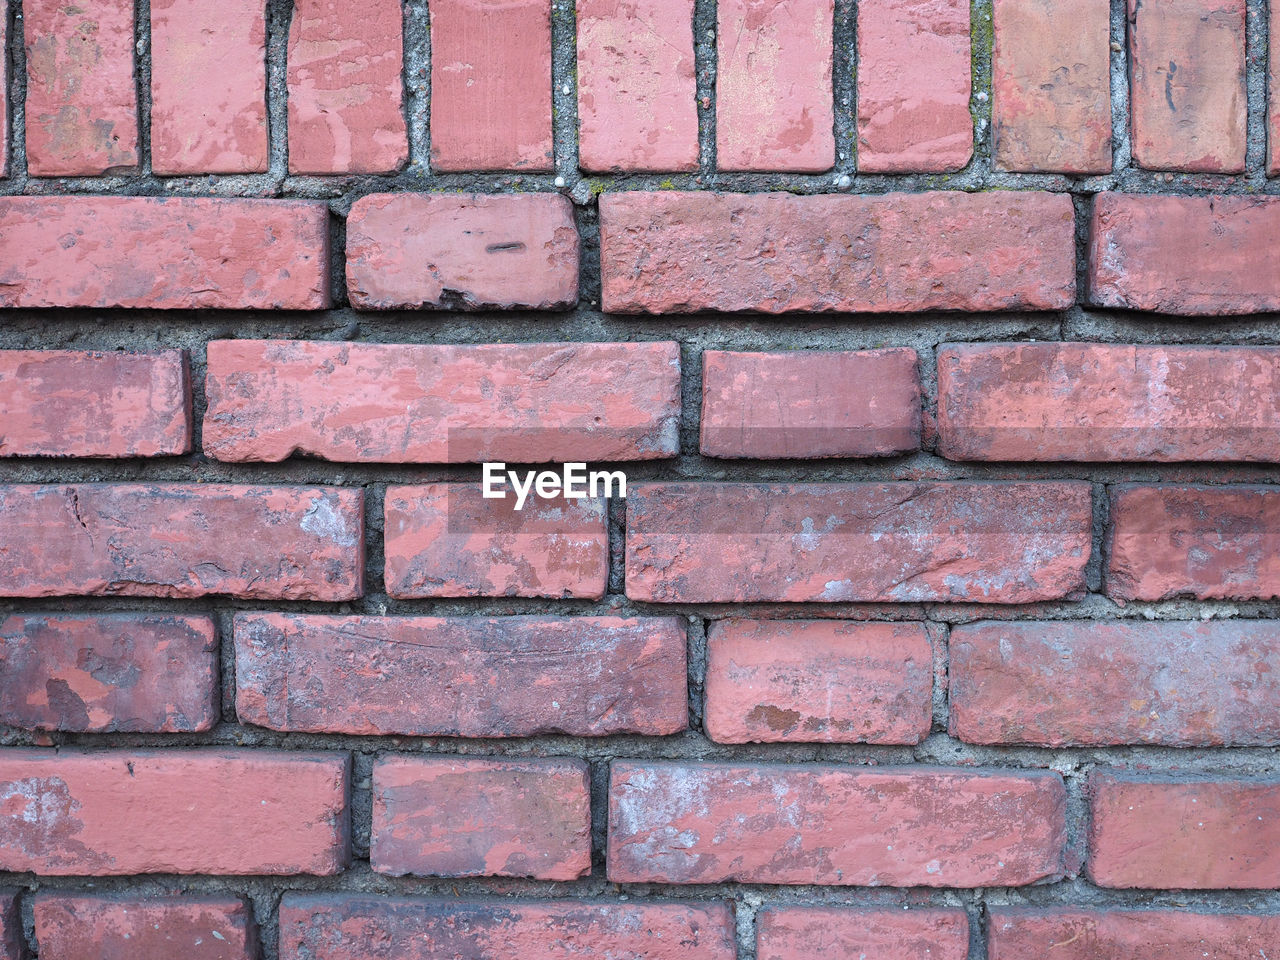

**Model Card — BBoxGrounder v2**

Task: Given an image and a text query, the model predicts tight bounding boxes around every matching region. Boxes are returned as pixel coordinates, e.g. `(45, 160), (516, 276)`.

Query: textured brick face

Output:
(757, 907), (970, 960)
(33, 895), (259, 960)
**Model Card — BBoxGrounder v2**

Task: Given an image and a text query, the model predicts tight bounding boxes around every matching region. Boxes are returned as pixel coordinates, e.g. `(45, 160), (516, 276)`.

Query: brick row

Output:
(33, 895), (258, 960)
(989, 909), (1280, 959)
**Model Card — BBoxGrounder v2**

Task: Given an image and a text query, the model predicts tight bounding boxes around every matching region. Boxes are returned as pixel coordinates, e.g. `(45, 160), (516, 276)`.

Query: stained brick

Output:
(758, 907), (969, 960)
(34, 895), (258, 960)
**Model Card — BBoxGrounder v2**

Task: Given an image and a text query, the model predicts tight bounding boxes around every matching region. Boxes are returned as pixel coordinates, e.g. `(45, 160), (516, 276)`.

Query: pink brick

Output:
(34, 895), (258, 960)
(857, 0), (972, 173)
(758, 907), (969, 960)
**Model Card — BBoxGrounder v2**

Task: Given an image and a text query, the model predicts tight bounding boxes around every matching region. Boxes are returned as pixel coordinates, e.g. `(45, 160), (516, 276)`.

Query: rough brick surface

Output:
(0, 613), (218, 733)
(857, 0), (972, 173)
(626, 481), (1092, 603)
(0, 349), (190, 458)
(0, 891), (17, 960)
(599, 191), (1076, 313)
(371, 756), (591, 880)
(700, 348), (921, 459)
(757, 907), (969, 960)
(608, 762), (1068, 886)
(704, 619), (933, 744)
(0, 483), (363, 600)
(0, 197), (329, 310)
(204, 340), (678, 463)
(234, 614), (688, 737)
(33, 895), (258, 960)
(0, 749), (350, 875)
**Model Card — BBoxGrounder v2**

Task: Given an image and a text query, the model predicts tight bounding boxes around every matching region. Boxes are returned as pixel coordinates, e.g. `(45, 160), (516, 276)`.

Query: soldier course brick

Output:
(757, 907), (970, 960)
(33, 895), (259, 960)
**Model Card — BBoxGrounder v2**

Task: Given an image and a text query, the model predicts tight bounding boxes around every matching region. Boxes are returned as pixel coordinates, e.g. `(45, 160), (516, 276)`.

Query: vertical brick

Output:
(24, 0), (139, 176)
(857, 0), (972, 172)
(716, 0), (833, 171)
(758, 907), (969, 960)
(34, 895), (258, 960)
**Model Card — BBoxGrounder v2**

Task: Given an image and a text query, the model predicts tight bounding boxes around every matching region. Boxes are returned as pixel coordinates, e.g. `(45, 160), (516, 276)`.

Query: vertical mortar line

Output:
(134, 0), (152, 178)
(1244, 0), (1267, 177)
(1071, 192), (1093, 325)
(930, 620), (951, 735)
(693, 0), (716, 174)
(1091, 480), (1111, 597)
(8, 0), (27, 183)
(1109, 0), (1132, 172)
(687, 614), (707, 731)
(969, 0), (993, 178)
(832, 0), (855, 175)
(403, 0), (430, 173)
(551, 0), (579, 181)
(968, 899), (989, 960)
(265, 0), (293, 188)
(734, 896), (759, 960)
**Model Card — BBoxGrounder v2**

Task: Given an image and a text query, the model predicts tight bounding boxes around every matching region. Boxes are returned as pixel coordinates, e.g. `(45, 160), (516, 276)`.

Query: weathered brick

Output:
(345, 193), (578, 310)
(937, 342), (1280, 462)
(0, 891), (17, 960)
(204, 340), (678, 463)
(626, 481), (1092, 603)
(608, 762), (1068, 886)
(24, 0), (138, 176)
(151, 0), (267, 174)
(0, 197), (329, 310)
(1128, 0), (1245, 172)
(371, 757), (591, 880)
(993, 0), (1111, 173)
(950, 620), (1280, 747)
(758, 907), (969, 960)
(599, 191), (1076, 313)
(0, 749), (350, 875)
(1088, 772), (1280, 888)
(429, 0), (552, 170)
(0, 484), (363, 600)
(716, 0), (833, 171)
(234, 613), (687, 737)
(0, 349), (190, 458)
(34, 894), (258, 960)
(857, 0), (972, 173)
(704, 620), (933, 744)
(288, 0), (407, 174)
(0, 613), (218, 733)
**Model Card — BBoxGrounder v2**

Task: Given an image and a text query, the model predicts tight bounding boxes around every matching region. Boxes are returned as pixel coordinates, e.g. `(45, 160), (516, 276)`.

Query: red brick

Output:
(151, 0), (267, 174)
(429, 0), (552, 171)
(288, 0), (407, 174)
(937, 342), (1280, 462)
(346, 193), (578, 310)
(0, 197), (329, 310)
(1088, 772), (1280, 888)
(857, 0), (972, 173)
(950, 619), (1280, 747)
(0, 891), (16, 960)
(701, 348), (920, 459)
(758, 907), (969, 960)
(33, 894), (258, 960)
(599, 191), (1076, 313)
(626, 481), (1092, 603)
(234, 613), (687, 737)
(1128, 0), (1245, 172)
(204, 339), (677, 463)
(577, 0), (697, 172)
(704, 619), (932, 744)
(24, 0), (138, 176)
(0, 613), (218, 733)
(0, 483), (363, 600)
(0, 749), (350, 875)
(608, 762), (1068, 886)
(0, 349), (190, 458)
(992, 0), (1111, 173)
(371, 756), (590, 880)
(1108, 485), (1280, 602)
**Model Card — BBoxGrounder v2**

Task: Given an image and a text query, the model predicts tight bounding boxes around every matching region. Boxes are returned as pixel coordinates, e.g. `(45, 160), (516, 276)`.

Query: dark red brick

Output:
(33, 894), (258, 960)
(758, 907), (969, 960)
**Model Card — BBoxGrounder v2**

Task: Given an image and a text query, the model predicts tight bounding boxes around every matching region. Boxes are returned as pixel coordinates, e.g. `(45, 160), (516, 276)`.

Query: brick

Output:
(384, 485), (607, 599)
(608, 762), (1068, 886)
(288, 0), (407, 174)
(279, 895), (736, 960)
(701, 348), (920, 459)
(857, 0), (972, 173)
(937, 342), (1280, 462)
(1108, 485), (1280, 602)
(704, 620), (932, 744)
(34, 894), (258, 960)
(345, 193), (578, 310)
(151, 0), (267, 174)
(1088, 772), (1280, 888)
(950, 619), (1280, 747)
(993, 0), (1111, 173)
(626, 481), (1092, 603)
(205, 340), (678, 463)
(758, 907), (969, 960)
(0, 483), (363, 600)
(24, 0), (138, 176)
(0, 613), (218, 733)
(429, 0), (552, 170)
(1128, 0), (1245, 172)
(1088, 193), (1280, 316)
(371, 756), (591, 880)
(234, 613), (687, 737)
(0, 349), (190, 458)
(716, 0), (833, 171)
(0, 891), (16, 960)
(0, 749), (350, 875)
(600, 191), (1076, 313)
(0, 197), (329, 310)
